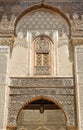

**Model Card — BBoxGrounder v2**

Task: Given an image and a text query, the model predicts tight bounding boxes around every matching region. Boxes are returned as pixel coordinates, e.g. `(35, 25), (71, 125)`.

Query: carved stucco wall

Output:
(0, 1), (82, 36)
(16, 9), (69, 36)
(10, 9), (73, 77)
(7, 77), (75, 129)
(0, 1), (82, 130)
(0, 1), (83, 26)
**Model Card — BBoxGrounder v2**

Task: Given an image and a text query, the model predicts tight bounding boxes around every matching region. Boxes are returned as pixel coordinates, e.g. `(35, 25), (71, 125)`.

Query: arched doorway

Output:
(17, 98), (67, 130)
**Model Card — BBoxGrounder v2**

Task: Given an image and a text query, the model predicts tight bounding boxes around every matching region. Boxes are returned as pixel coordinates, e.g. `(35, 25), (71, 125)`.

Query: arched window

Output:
(33, 35), (53, 76)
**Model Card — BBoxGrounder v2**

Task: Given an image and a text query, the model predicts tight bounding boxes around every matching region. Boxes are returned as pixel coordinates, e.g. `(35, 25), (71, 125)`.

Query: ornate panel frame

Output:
(7, 77), (76, 130)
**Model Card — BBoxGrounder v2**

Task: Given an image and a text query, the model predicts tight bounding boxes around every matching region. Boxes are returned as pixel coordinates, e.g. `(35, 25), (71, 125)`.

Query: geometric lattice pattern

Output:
(36, 53), (49, 66)
(35, 35), (51, 75)
(34, 66), (51, 75)
(36, 53), (42, 66)
(16, 9), (69, 36)
(43, 53), (49, 66)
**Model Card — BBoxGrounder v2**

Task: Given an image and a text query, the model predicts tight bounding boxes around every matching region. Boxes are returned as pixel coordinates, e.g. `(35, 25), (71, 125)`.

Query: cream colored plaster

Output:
(10, 46), (28, 77)
(58, 43), (73, 77)
(10, 36), (73, 77)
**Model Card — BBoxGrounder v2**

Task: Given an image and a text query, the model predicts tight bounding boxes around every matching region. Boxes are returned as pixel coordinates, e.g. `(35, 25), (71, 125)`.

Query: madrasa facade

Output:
(0, 0), (83, 130)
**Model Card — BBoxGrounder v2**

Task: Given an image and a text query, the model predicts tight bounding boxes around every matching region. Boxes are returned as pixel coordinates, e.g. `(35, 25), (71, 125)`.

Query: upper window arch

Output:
(11, 4), (73, 77)
(32, 35), (54, 76)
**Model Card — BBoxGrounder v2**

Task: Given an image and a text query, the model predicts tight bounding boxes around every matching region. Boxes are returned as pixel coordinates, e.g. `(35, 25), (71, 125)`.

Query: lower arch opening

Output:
(17, 98), (67, 130)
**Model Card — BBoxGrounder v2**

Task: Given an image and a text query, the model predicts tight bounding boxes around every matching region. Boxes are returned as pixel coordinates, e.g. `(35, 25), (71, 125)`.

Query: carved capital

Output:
(0, 36), (14, 48)
(71, 38), (83, 46)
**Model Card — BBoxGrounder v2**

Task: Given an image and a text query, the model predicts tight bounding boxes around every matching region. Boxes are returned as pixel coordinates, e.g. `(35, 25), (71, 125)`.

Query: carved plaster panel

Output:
(10, 77), (74, 87)
(8, 87), (75, 126)
(16, 9), (69, 37)
(14, 37), (28, 48)
(0, 37), (14, 48)
(71, 38), (83, 46)
(71, 14), (83, 37)
(0, 14), (16, 31)
(7, 77), (75, 127)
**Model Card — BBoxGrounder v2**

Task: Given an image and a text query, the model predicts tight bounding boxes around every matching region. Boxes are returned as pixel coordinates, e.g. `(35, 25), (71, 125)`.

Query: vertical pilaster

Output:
(73, 39), (83, 130)
(0, 45), (10, 130)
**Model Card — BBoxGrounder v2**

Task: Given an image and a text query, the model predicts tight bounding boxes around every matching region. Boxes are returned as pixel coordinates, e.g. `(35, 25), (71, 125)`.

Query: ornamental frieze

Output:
(10, 77), (74, 87)
(0, 1), (83, 16)
(71, 38), (83, 45)
(10, 87), (74, 95)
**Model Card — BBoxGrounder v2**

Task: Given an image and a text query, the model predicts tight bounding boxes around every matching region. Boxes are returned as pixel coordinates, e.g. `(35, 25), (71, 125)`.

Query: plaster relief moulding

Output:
(16, 9), (70, 38)
(10, 77), (74, 87)
(71, 15), (83, 37)
(71, 13), (83, 29)
(72, 13), (79, 20)
(0, 37), (14, 48)
(9, 15), (16, 29)
(14, 37), (28, 48)
(0, 14), (16, 30)
(71, 38), (83, 46)
(0, 15), (9, 29)
(71, 20), (83, 29)
(12, 5), (22, 13)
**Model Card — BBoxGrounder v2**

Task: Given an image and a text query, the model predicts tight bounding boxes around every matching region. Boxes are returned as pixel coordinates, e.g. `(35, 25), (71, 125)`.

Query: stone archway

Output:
(16, 97), (67, 130)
